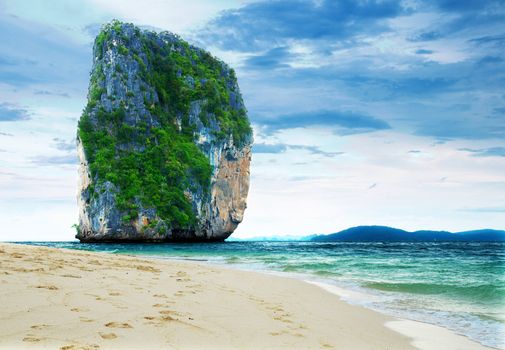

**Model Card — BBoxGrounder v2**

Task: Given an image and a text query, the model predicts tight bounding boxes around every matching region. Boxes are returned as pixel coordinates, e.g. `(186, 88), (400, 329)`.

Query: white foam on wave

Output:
(305, 279), (503, 350)
(305, 280), (384, 303)
(385, 319), (496, 350)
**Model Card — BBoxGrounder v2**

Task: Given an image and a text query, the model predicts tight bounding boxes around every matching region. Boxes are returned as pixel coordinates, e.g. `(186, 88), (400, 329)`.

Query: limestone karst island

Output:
(76, 21), (252, 242)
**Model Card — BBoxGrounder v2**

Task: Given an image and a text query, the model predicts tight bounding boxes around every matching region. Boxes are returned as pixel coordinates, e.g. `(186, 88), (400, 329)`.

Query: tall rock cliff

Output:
(76, 21), (252, 242)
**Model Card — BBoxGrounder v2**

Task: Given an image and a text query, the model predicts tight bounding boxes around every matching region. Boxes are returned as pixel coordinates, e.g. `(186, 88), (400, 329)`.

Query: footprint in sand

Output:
(22, 336), (42, 342)
(99, 332), (117, 339)
(108, 291), (121, 296)
(70, 307), (90, 312)
(267, 305), (284, 312)
(60, 344), (99, 350)
(153, 294), (168, 298)
(105, 322), (132, 329)
(158, 310), (177, 315)
(153, 303), (174, 307)
(143, 314), (176, 323)
(185, 284), (203, 291)
(34, 285), (58, 290)
(135, 265), (160, 273)
(30, 324), (50, 330)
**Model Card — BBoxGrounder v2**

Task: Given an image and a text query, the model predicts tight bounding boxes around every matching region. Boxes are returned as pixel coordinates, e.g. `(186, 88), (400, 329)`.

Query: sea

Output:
(23, 241), (505, 349)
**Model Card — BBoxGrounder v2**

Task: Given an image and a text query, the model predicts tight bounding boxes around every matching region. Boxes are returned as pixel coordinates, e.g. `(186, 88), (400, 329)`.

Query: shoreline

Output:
(0, 242), (493, 349)
(306, 281), (498, 350)
(158, 256), (500, 350)
(169, 260), (496, 350)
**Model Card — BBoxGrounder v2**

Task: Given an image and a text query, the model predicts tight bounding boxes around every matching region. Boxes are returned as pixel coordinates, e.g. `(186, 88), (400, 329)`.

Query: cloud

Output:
(237, 53), (502, 140)
(416, 121), (505, 140)
(403, 0), (505, 57)
(0, 103), (30, 122)
(253, 143), (343, 157)
(244, 47), (292, 69)
(468, 35), (505, 47)
(253, 143), (287, 154)
(289, 145), (344, 157)
(34, 90), (70, 98)
(423, 1), (505, 40)
(431, 0), (499, 12)
(30, 154), (78, 166)
(478, 56), (504, 65)
(0, 70), (39, 86)
(28, 138), (78, 167)
(195, 0), (504, 145)
(493, 107), (505, 115)
(460, 206), (505, 213)
(0, 131), (14, 136)
(415, 49), (434, 55)
(201, 0), (405, 51)
(0, 12), (90, 88)
(391, 77), (458, 95)
(52, 138), (76, 151)
(459, 147), (505, 157)
(408, 31), (442, 42)
(0, 55), (37, 66)
(0, 0), (504, 239)
(255, 110), (391, 135)
(83, 22), (102, 38)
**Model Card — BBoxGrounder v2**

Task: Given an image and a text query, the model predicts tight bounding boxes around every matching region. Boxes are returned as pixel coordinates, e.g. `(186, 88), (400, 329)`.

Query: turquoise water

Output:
(24, 241), (505, 348)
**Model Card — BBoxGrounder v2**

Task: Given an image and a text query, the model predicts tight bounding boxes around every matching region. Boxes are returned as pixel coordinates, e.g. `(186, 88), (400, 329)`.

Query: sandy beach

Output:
(0, 243), (491, 350)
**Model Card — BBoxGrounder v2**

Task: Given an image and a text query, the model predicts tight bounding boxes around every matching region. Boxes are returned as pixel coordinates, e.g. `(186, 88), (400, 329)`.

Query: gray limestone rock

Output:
(76, 21), (252, 242)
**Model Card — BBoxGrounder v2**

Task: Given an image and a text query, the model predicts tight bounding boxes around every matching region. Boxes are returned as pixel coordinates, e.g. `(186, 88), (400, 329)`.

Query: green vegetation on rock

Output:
(77, 20), (251, 230)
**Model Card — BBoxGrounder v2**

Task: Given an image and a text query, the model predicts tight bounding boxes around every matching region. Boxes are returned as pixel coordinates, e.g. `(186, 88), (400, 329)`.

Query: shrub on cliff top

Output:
(78, 20), (250, 230)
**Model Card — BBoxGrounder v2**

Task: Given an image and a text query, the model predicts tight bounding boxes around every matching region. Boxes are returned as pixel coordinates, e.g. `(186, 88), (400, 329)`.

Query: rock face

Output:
(76, 21), (252, 242)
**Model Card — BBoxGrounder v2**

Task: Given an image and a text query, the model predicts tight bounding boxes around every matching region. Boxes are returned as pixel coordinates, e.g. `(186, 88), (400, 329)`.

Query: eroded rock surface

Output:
(76, 21), (252, 242)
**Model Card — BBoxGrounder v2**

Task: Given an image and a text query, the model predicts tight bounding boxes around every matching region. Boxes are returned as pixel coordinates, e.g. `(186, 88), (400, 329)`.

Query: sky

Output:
(0, 0), (504, 241)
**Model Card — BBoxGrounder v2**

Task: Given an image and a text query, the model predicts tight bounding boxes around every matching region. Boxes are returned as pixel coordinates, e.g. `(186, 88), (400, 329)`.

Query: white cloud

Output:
(1, 0), (503, 242)
(234, 129), (505, 238)
(0, 199), (78, 241)
(87, 0), (244, 35)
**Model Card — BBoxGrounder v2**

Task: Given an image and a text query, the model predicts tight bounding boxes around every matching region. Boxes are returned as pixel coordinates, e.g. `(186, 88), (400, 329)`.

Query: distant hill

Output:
(227, 235), (315, 242)
(310, 226), (505, 242)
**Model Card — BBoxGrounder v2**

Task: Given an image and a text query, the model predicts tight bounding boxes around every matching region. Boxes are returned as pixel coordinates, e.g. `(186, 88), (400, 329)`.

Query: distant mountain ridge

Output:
(227, 235), (316, 242)
(310, 226), (505, 242)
